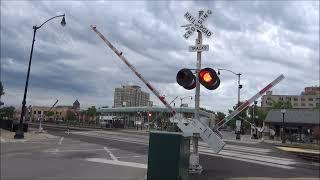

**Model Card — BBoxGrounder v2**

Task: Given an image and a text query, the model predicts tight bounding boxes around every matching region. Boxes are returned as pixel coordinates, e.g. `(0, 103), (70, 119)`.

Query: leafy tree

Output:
(270, 100), (292, 109)
(66, 111), (77, 121)
(46, 111), (55, 116)
(0, 106), (15, 118)
(87, 106), (97, 117)
(0, 81), (4, 97)
(215, 111), (226, 124)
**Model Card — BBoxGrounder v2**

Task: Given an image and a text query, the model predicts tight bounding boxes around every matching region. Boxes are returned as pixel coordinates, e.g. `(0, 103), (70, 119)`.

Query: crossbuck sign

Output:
(183, 10), (213, 39)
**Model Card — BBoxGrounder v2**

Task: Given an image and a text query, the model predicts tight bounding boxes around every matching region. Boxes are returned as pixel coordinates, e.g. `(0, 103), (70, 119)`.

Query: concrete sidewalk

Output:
(0, 128), (57, 143)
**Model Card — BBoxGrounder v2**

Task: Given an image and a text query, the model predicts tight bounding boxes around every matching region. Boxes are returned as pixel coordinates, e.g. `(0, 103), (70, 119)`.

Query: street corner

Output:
(0, 128), (60, 143)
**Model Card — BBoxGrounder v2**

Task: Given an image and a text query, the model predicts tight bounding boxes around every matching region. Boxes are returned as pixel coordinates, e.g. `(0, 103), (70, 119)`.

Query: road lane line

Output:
(86, 158), (147, 169)
(58, 137), (64, 145)
(104, 147), (118, 161)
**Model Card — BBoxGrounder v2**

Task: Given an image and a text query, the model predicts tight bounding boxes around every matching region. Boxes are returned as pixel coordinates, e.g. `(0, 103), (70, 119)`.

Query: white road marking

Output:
(86, 158), (147, 169)
(58, 137), (64, 145)
(71, 130), (303, 169)
(104, 147), (118, 161)
(115, 155), (145, 158)
(45, 149), (105, 153)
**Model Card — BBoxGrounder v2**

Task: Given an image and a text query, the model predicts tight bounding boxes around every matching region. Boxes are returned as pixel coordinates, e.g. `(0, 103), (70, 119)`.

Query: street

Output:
(1, 128), (318, 180)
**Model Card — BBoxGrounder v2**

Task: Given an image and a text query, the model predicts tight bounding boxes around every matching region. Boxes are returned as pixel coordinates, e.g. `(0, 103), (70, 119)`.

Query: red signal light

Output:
(199, 68), (220, 90)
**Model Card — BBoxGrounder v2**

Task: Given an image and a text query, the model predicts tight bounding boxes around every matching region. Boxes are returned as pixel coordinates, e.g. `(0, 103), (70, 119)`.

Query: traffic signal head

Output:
(199, 68), (220, 90)
(176, 68), (196, 90)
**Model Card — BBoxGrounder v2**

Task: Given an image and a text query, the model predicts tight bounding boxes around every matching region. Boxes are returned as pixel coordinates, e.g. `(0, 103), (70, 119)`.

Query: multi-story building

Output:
(30, 100), (81, 122)
(261, 87), (320, 109)
(113, 85), (152, 108)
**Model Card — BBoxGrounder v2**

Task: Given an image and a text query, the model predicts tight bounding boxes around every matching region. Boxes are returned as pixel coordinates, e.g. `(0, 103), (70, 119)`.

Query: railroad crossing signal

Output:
(176, 68), (220, 90)
(199, 68), (220, 90)
(176, 69), (196, 90)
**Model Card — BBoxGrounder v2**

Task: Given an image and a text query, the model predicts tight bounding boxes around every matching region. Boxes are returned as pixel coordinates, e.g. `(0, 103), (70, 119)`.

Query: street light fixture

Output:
(217, 68), (242, 139)
(14, 14), (66, 139)
(180, 96), (193, 107)
(281, 109), (286, 143)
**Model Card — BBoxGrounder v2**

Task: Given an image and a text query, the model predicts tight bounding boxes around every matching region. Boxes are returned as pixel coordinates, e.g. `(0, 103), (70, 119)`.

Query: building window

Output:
(316, 103), (320, 107)
(34, 111), (36, 114)
(301, 98), (305, 101)
(38, 111), (41, 115)
(267, 97), (271, 100)
(293, 98), (298, 101)
(60, 112), (62, 115)
(286, 97), (291, 101)
(279, 97), (283, 101)
(44, 111), (47, 115)
(301, 103), (306, 106)
(308, 98), (313, 101)
(309, 103), (314, 107)
(293, 103), (298, 106)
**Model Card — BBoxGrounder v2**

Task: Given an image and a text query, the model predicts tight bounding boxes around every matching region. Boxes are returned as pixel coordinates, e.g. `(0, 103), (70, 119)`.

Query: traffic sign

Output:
(183, 10), (213, 39)
(188, 44), (209, 52)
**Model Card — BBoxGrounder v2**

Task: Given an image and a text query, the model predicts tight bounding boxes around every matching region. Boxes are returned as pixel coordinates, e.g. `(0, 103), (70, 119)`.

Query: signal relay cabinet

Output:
(147, 131), (190, 180)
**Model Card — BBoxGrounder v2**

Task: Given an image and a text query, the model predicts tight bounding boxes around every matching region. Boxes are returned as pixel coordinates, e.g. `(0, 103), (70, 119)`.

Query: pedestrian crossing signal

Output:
(199, 68), (220, 90)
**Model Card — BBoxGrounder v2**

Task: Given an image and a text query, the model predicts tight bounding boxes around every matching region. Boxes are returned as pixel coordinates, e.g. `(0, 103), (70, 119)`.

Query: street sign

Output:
(188, 44), (209, 52)
(183, 10), (213, 39)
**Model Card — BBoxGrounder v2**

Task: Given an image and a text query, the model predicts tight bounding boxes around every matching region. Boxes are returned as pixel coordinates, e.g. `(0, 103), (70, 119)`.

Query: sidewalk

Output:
(0, 128), (57, 143)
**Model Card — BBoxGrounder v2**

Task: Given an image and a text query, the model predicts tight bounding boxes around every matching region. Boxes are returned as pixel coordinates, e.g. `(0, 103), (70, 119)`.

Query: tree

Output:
(215, 111), (226, 125)
(87, 106), (97, 120)
(0, 106), (15, 118)
(271, 100), (292, 109)
(46, 111), (55, 117)
(0, 81), (4, 97)
(66, 111), (77, 122)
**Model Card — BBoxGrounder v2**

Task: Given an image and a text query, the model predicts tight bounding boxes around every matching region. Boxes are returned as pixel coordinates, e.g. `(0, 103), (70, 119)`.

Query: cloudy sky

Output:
(1, 1), (319, 113)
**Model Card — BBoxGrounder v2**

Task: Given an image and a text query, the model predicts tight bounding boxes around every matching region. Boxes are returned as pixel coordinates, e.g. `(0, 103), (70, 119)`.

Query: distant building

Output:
(261, 87), (320, 109)
(29, 100), (81, 122)
(264, 109), (319, 141)
(113, 85), (152, 108)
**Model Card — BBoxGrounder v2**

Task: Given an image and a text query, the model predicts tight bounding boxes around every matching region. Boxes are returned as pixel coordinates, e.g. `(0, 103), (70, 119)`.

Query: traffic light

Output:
(148, 112), (152, 117)
(176, 68), (196, 90)
(199, 68), (220, 90)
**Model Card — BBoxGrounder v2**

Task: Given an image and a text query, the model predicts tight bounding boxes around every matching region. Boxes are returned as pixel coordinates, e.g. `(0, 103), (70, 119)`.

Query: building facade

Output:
(30, 100), (81, 122)
(261, 87), (320, 109)
(113, 85), (152, 108)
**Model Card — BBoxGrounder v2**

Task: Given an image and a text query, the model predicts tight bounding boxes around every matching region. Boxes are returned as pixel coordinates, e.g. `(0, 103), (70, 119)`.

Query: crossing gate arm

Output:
(90, 25), (175, 114)
(214, 74), (285, 130)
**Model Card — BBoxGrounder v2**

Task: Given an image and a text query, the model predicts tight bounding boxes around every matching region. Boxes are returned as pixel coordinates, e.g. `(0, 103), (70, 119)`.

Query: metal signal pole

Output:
(191, 10), (204, 174)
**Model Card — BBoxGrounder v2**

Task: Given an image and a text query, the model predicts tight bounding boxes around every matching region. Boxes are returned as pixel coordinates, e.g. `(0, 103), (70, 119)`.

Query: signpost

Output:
(182, 10), (214, 174)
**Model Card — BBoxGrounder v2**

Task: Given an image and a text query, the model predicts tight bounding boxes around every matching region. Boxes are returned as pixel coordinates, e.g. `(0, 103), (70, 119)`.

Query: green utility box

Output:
(147, 131), (190, 180)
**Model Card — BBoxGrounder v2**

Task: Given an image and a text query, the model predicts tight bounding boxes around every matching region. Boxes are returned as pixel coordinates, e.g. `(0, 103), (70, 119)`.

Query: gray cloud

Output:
(1, 1), (318, 113)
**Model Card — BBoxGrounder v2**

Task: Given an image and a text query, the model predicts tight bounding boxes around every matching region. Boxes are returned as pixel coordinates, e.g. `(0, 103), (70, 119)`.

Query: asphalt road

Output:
(1, 127), (319, 180)
(46, 128), (319, 179)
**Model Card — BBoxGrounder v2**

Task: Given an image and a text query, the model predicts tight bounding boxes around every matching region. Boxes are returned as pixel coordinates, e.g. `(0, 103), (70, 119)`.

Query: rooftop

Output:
(265, 109), (320, 124)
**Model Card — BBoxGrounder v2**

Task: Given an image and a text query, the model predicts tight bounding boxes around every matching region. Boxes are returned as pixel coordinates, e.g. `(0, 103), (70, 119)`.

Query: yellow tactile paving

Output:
(276, 146), (320, 154)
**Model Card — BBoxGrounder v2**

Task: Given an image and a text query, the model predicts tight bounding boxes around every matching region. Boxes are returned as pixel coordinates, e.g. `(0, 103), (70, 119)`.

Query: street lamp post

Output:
(217, 68), (242, 139)
(281, 109), (286, 143)
(180, 96), (193, 107)
(14, 14), (66, 139)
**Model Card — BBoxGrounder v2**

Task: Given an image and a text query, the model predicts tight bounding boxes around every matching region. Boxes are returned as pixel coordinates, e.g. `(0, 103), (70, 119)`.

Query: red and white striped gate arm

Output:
(214, 74), (285, 130)
(90, 25), (176, 114)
